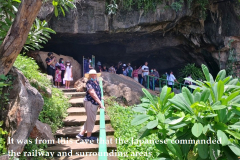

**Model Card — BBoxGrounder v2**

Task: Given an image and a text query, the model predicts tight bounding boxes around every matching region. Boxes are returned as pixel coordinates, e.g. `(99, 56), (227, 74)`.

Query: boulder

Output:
(101, 73), (147, 106)
(0, 155), (8, 160)
(74, 77), (88, 92)
(0, 68), (44, 153)
(29, 120), (55, 146)
(26, 51), (82, 85)
(74, 72), (156, 105)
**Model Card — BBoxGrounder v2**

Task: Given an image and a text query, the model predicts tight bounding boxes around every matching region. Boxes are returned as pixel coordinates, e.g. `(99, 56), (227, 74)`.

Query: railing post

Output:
(159, 79), (161, 91)
(153, 78), (155, 91)
(147, 75), (149, 89)
(98, 78), (107, 160)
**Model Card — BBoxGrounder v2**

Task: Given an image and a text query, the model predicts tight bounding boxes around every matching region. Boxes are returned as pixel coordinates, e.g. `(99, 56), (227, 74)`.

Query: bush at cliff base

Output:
(14, 54), (70, 132)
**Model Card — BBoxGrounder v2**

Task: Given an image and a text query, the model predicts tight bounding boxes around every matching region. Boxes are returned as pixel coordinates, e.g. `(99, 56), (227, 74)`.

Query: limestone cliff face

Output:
(39, 0), (240, 77)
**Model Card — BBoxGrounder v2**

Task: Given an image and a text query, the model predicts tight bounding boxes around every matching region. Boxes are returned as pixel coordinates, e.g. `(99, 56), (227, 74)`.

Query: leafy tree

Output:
(0, 0), (76, 75)
(24, 19), (56, 51)
(179, 63), (205, 81)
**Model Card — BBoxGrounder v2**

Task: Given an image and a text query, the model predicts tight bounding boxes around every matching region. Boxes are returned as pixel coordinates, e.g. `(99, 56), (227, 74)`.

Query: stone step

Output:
(54, 155), (118, 160)
(67, 107), (100, 116)
(59, 88), (77, 93)
(46, 136), (117, 155)
(55, 124), (114, 138)
(64, 115), (110, 126)
(64, 92), (86, 98)
(69, 98), (84, 107)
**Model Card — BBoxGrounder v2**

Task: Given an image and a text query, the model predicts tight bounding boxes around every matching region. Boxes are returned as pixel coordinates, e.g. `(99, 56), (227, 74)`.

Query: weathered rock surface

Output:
(37, 2), (54, 22)
(0, 155), (9, 160)
(74, 77), (88, 92)
(39, 0), (240, 77)
(101, 73), (157, 105)
(74, 72), (156, 105)
(29, 120), (55, 146)
(0, 68), (44, 153)
(26, 51), (82, 85)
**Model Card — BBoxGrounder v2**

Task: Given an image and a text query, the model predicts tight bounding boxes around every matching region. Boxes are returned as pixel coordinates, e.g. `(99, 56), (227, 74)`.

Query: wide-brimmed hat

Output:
(85, 69), (101, 78)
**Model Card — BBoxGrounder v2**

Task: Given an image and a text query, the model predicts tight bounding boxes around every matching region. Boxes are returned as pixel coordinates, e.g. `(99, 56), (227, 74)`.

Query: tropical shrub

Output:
(0, 121), (8, 155)
(19, 138), (48, 160)
(179, 63), (205, 82)
(132, 64), (240, 160)
(0, 74), (13, 106)
(14, 54), (52, 93)
(0, 0), (75, 50)
(106, 98), (159, 160)
(0, 0), (21, 44)
(39, 88), (69, 132)
(51, 0), (76, 17)
(23, 19), (56, 51)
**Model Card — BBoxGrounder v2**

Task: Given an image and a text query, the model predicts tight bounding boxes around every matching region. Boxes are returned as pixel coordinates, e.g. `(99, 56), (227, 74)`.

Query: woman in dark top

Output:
(116, 61), (123, 74)
(76, 69), (105, 140)
(45, 52), (56, 84)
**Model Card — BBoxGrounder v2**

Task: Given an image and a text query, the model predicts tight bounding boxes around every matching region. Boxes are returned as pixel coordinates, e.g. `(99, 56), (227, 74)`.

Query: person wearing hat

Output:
(122, 64), (127, 76)
(76, 69), (105, 141)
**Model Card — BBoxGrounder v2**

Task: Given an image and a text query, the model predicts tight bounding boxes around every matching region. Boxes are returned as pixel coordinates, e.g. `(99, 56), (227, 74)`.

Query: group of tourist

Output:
(93, 60), (194, 91)
(45, 53), (194, 142)
(45, 52), (73, 89)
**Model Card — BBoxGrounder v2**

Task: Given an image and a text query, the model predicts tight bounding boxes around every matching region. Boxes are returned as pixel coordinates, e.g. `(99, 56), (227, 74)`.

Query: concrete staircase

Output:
(47, 88), (118, 160)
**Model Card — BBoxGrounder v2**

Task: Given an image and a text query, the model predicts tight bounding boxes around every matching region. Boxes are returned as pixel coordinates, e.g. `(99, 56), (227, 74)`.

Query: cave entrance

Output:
(41, 33), (219, 78)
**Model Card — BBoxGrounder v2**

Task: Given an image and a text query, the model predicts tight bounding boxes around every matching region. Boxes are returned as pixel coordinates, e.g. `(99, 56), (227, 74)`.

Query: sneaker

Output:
(76, 134), (86, 139)
(53, 85), (57, 88)
(85, 136), (98, 141)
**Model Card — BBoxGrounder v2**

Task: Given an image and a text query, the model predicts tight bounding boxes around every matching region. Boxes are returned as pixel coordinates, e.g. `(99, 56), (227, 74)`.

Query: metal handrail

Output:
(146, 75), (193, 92)
(98, 78), (107, 160)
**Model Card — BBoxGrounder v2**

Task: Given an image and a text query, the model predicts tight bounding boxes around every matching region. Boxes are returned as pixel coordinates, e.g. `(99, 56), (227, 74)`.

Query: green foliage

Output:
(23, 19), (56, 52)
(51, 0), (76, 17)
(106, 99), (159, 159)
(0, 121), (8, 155)
(0, 0), (21, 44)
(106, 0), (118, 15)
(226, 39), (238, 77)
(171, 0), (184, 12)
(14, 54), (52, 94)
(19, 138), (48, 160)
(14, 54), (70, 132)
(106, 0), (209, 15)
(197, 0), (209, 20)
(39, 88), (70, 132)
(0, 0), (74, 51)
(179, 63), (205, 82)
(0, 74), (14, 106)
(132, 64), (240, 159)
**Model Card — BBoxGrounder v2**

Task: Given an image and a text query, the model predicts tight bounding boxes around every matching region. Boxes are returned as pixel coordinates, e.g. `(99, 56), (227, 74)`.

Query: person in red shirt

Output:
(132, 66), (141, 82)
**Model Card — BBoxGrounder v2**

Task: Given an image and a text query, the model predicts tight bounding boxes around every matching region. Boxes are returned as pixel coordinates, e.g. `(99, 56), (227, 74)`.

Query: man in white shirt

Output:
(166, 71), (179, 89)
(142, 62), (149, 87)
